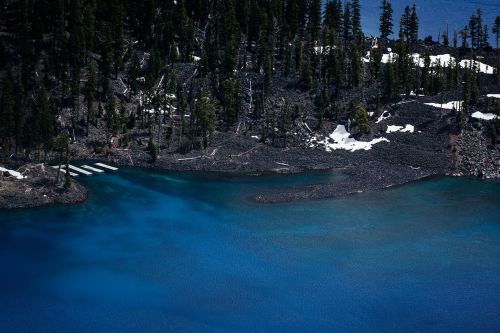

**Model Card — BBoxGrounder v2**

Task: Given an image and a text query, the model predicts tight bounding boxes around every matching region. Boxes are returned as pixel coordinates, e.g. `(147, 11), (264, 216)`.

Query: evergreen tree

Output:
(308, 0), (322, 43)
(354, 103), (369, 134)
(343, 2), (352, 46)
(409, 5), (419, 46)
(351, 0), (363, 45)
(493, 16), (500, 49)
(400, 6), (411, 42)
(0, 74), (15, 155)
(318, 87), (330, 127)
(64, 135), (71, 189)
(221, 78), (241, 129)
(380, 0), (394, 39)
(148, 138), (157, 162)
(86, 64), (97, 134)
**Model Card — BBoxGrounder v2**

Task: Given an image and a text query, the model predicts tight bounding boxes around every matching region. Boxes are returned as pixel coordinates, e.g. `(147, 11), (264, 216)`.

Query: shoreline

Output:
(0, 152), (448, 210)
(0, 155), (497, 210)
(2, 100), (498, 210)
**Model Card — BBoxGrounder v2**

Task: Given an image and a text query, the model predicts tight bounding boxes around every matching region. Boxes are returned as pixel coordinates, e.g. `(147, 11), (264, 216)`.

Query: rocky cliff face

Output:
(454, 123), (500, 179)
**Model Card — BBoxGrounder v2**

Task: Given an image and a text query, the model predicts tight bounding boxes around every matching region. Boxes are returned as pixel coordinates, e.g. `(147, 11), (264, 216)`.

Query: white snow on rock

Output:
(381, 52), (398, 64)
(314, 45), (337, 55)
(459, 59), (495, 75)
(412, 53), (455, 68)
(471, 112), (499, 121)
(376, 111), (391, 123)
(486, 94), (500, 99)
(308, 125), (389, 152)
(386, 124), (415, 133)
(0, 167), (26, 180)
(424, 101), (463, 110)
(367, 52), (496, 74)
(410, 54), (495, 74)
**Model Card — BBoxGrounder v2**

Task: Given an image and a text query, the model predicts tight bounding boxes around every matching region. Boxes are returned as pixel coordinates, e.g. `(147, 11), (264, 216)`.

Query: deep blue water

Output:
(1, 169), (500, 333)
(352, 0), (499, 44)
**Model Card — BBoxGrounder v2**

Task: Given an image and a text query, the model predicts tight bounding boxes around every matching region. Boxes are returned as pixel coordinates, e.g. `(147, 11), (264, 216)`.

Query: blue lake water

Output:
(353, 0), (499, 44)
(1, 168), (500, 332)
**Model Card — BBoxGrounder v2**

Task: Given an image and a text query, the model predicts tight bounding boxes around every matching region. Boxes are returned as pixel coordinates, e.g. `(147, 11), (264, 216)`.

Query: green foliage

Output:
(195, 93), (217, 152)
(148, 138), (157, 162)
(221, 78), (241, 129)
(380, 0), (394, 39)
(354, 103), (370, 134)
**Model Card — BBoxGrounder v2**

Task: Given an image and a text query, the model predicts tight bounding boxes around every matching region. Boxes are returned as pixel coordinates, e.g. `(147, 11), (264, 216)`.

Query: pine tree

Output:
(0, 74), (15, 155)
(343, 2), (352, 46)
(493, 17), (500, 49)
(409, 5), (419, 46)
(350, 48), (361, 88)
(325, 0), (343, 36)
(461, 25), (469, 48)
(128, 51), (141, 96)
(475, 9), (485, 48)
(64, 136), (71, 189)
(221, 0), (240, 77)
(379, 0), (394, 39)
(86, 64), (97, 134)
(195, 93), (217, 153)
(308, 0), (322, 43)
(469, 14), (479, 48)
(35, 88), (55, 159)
(354, 103), (369, 134)
(318, 87), (330, 127)
(221, 78), (241, 129)
(13, 82), (26, 158)
(351, 0), (363, 45)
(383, 62), (396, 99)
(148, 138), (157, 162)
(83, 0), (96, 63)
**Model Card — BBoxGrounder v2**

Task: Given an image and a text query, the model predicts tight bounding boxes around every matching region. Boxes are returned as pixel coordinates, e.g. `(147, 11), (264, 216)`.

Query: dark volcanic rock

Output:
(0, 164), (88, 210)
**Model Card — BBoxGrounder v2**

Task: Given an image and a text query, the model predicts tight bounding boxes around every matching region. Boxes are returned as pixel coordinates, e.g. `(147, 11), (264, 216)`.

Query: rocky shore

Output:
(70, 96), (457, 203)
(0, 163), (88, 210)
(453, 122), (500, 179)
(2, 94), (499, 209)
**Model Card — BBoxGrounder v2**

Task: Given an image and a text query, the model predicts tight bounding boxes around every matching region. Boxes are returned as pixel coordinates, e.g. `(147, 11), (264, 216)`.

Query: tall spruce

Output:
(380, 0), (394, 39)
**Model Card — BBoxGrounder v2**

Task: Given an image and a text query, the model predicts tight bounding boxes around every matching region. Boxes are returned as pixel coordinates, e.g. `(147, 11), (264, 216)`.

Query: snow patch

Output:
(486, 94), (500, 99)
(459, 59), (495, 75)
(0, 167), (26, 180)
(376, 111), (391, 123)
(314, 45), (336, 55)
(308, 125), (389, 152)
(386, 124), (415, 133)
(410, 54), (495, 74)
(471, 112), (499, 121)
(424, 101), (463, 110)
(381, 52), (398, 64)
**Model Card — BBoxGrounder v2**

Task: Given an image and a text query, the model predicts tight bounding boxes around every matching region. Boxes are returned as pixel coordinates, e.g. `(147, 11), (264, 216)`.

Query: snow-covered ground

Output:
(459, 59), (495, 75)
(314, 45), (336, 55)
(424, 101), (463, 110)
(381, 52), (398, 64)
(376, 111), (391, 123)
(308, 125), (389, 152)
(386, 124), (415, 133)
(471, 112), (499, 121)
(0, 167), (26, 180)
(141, 92), (177, 114)
(371, 51), (496, 75)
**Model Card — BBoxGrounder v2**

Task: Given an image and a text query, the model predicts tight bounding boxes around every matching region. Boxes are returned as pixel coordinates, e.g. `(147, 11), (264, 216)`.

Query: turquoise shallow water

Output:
(0, 168), (500, 332)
